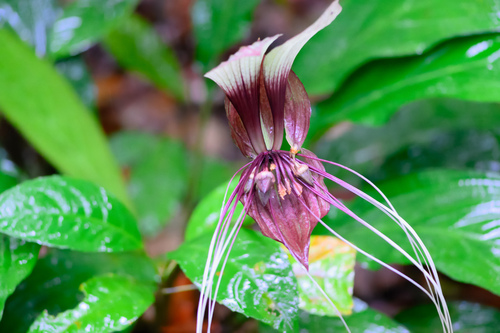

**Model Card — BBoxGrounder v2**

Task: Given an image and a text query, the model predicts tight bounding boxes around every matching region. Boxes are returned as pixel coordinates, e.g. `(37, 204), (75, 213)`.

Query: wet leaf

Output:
(192, 0), (260, 67)
(316, 99), (500, 186)
(0, 0), (61, 57)
(321, 169), (500, 295)
(295, 0), (500, 96)
(169, 228), (299, 331)
(0, 249), (157, 333)
(110, 132), (188, 237)
(28, 274), (154, 333)
(0, 235), (40, 320)
(287, 236), (355, 317)
(0, 30), (128, 204)
(312, 34), (500, 132)
(185, 180), (251, 241)
(48, 0), (139, 58)
(261, 300), (408, 333)
(104, 14), (185, 100)
(396, 301), (500, 333)
(0, 176), (142, 252)
(55, 57), (96, 109)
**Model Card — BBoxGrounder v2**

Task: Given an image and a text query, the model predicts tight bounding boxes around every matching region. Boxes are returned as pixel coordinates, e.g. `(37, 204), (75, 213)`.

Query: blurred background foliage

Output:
(0, 0), (499, 332)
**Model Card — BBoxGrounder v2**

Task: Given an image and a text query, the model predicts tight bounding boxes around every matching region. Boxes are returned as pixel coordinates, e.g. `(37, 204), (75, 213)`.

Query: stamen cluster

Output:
(240, 150), (330, 268)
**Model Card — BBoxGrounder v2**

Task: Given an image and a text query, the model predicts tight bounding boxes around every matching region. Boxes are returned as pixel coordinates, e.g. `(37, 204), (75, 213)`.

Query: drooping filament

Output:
(196, 150), (453, 333)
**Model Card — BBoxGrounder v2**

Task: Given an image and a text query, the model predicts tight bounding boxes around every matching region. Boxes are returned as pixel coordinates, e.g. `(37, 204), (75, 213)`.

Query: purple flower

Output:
(197, 1), (452, 332)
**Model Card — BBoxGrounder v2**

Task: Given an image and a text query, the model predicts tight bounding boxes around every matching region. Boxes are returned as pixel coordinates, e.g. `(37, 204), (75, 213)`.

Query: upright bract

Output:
(198, 1), (453, 332)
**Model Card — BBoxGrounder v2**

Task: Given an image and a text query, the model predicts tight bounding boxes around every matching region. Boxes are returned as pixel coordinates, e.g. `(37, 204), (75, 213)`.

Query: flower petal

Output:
(259, 67), (275, 150)
(284, 71), (311, 152)
(225, 98), (257, 158)
(244, 185), (328, 269)
(205, 36), (280, 153)
(263, 1), (342, 149)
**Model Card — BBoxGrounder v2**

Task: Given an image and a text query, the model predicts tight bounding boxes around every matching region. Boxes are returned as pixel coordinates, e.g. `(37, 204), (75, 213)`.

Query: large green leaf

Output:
(48, 0), (139, 58)
(295, 0), (500, 96)
(0, 176), (142, 252)
(0, 249), (157, 333)
(312, 34), (500, 132)
(0, 0), (61, 56)
(169, 228), (299, 331)
(0, 235), (40, 319)
(55, 57), (96, 109)
(396, 301), (500, 333)
(28, 274), (154, 333)
(0, 30), (128, 203)
(313, 34), (500, 132)
(104, 14), (185, 100)
(185, 180), (251, 241)
(110, 132), (188, 237)
(320, 169), (500, 294)
(315, 99), (500, 186)
(287, 236), (355, 317)
(192, 0), (260, 67)
(262, 302), (409, 333)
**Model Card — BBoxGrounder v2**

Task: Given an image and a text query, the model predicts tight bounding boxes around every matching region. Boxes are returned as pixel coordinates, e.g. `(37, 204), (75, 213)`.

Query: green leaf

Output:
(169, 228), (299, 331)
(0, 153), (21, 194)
(312, 34), (500, 132)
(315, 99), (500, 186)
(0, 235), (40, 319)
(55, 57), (96, 109)
(197, 157), (237, 199)
(0, 30), (128, 204)
(396, 301), (500, 333)
(295, 0), (500, 96)
(110, 132), (188, 237)
(0, 176), (142, 252)
(320, 169), (500, 294)
(0, 0), (61, 56)
(27, 274), (154, 333)
(0, 249), (157, 333)
(262, 302), (409, 333)
(192, 0), (260, 67)
(287, 236), (355, 317)
(48, 0), (139, 58)
(104, 14), (185, 100)
(185, 180), (251, 241)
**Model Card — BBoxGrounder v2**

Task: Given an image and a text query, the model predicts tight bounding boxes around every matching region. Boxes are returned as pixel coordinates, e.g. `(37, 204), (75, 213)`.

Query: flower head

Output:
(197, 1), (453, 332)
(205, 1), (341, 268)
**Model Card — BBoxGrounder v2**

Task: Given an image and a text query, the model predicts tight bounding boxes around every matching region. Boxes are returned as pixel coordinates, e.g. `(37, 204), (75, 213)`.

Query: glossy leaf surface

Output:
(288, 236), (355, 317)
(313, 34), (500, 131)
(320, 169), (500, 295)
(169, 228), (299, 331)
(316, 99), (500, 186)
(396, 301), (500, 333)
(262, 302), (408, 333)
(0, 30), (128, 203)
(110, 132), (188, 237)
(0, 250), (157, 333)
(28, 274), (154, 333)
(0, 176), (142, 252)
(295, 0), (500, 96)
(104, 14), (185, 100)
(0, 0), (61, 56)
(0, 236), (40, 319)
(192, 0), (260, 66)
(48, 0), (139, 58)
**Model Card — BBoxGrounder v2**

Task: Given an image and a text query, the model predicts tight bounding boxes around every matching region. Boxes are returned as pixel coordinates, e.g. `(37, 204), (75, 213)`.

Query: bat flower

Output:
(197, 1), (452, 332)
